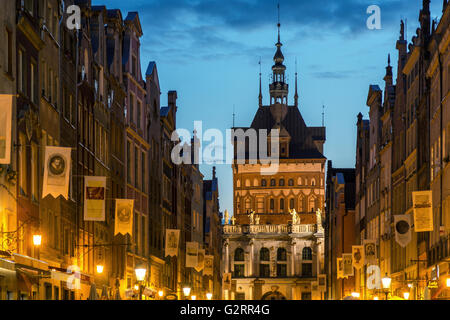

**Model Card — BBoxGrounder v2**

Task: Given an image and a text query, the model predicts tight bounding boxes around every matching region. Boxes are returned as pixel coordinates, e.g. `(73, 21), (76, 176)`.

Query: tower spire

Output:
(259, 58), (263, 107)
(277, 2), (281, 44)
(294, 58), (298, 107)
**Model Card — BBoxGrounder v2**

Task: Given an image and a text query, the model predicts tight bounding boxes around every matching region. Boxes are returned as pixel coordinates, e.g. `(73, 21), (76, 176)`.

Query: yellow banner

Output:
(0, 94), (12, 164)
(413, 191), (433, 232)
(114, 199), (134, 236)
(84, 176), (106, 221)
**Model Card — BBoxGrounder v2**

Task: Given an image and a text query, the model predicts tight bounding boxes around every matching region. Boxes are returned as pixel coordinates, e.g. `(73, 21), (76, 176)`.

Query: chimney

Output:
(213, 166), (216, 179)
(168, 91), (177, 108)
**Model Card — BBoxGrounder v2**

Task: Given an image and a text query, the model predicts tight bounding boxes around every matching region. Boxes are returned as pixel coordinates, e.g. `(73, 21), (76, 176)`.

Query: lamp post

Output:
(381, 273), (392, 300)
(183, 287), (191, 300)
(206, 293), (213, 300)
(135, 267), (147, 301)
(96, 265), (104, 274)
(158, 290), (164, 300)
(403, 291), (410, 300)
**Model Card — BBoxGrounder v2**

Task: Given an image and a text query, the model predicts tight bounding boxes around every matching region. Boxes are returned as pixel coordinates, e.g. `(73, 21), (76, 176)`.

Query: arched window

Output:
(280, 198), (285, 211)
(260, 248), (270, 261)
(261, 179), (267, 187)
(302, 247), (312, 260)
(298, 197), (304, 212)
(234, 248), (245, 261)
(288, 179), (294, 186)
(270, 179), (276, 186)
(277, 248), (287, 277)
(311, 179), (316, 186)
(236, 180), (241, 188)
(297, 177), (302, 185)
(277, 248), (287, 261)
(245, 179), (251, 187)
(245, 198), (251, 211)
(309, 197), (316, 212)
(259, 247), (270, 277)
(234, 248), (245, 278)
(289, 198), (295, 210)
(279, 179), (285, 186)
(270, 199), (275, 210)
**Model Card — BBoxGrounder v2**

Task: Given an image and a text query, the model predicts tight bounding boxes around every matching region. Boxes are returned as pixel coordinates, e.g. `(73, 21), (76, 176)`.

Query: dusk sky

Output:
(93, 0), (444, 216)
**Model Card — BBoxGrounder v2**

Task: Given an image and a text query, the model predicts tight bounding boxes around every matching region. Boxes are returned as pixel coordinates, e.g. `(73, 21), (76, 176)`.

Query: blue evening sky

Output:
(93, 0), (444, 216)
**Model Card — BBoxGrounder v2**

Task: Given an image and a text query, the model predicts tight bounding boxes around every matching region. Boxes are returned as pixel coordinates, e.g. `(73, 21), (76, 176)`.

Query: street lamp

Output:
(33, 234), (42, 246)
(158, 290), (164, 299)
(351, 292), (360, 299)
(373, 296), (379, 300)
(96, 265), (104, 274)
(447, 277), (450, 288)
(135, 267), (147, 300)
(191, 295), (197, 300)
(403, 292), (410, 300)
(183, 287), (191, 300)
(381, 273), (392, 300)
(206, 293), (213, 300)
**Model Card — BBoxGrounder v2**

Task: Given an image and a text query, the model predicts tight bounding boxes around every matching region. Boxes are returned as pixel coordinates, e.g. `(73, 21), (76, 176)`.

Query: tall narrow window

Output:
(31, 142), (38, 201)
(129, 94), (134, 124)
(137, 100), (141, 130)
(280, 198), (285, 211)
(141, 152), (146, 192)
(6, 29), (12, 75)
(127, 141), (131, 184)
(30, 61), (36, 104)
(135, 147), (139, 189)
(18, 50), (23, 93)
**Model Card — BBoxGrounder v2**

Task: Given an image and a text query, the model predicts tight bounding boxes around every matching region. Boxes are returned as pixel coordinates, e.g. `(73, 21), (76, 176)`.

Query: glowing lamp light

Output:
(206, 293), (213, 300)
(373, 296), (379, 300)
(381, 273), (392, 289)
(33, 235), (42, 246)
(96, 265), (104, 274)
(135, 268), (147, 282)
(191, 295), (197, 300)
(447, 278), (450, 288)
(183, 287), (191, 297)
(158, 291), (164, 298)
(403, 292), (410, 300)
(351, 292), (360, 298)
(134, 285), (139, 291)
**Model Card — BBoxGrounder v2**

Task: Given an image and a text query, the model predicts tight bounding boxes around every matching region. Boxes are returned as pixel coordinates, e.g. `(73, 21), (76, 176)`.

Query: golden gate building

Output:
(222, 23), (326, 300)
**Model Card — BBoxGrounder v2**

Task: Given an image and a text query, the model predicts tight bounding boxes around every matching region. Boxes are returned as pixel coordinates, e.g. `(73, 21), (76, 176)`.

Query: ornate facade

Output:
(223, 19), (326, 300)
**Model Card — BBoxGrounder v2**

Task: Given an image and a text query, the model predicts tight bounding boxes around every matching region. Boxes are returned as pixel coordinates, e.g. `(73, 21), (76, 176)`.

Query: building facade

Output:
(223, 21), (326, 301)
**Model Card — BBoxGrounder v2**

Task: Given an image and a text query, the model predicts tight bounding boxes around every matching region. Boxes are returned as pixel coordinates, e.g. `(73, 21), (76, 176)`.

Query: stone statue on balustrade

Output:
(248, 210), (255, 225)
(289, 209), (300, 225)
(224, 209), (230, 225)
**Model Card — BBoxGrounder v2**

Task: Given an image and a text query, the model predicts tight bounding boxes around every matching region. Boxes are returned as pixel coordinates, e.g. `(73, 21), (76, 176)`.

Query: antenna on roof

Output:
(233, 104), (236, 128)
(322, 104), (325, 127)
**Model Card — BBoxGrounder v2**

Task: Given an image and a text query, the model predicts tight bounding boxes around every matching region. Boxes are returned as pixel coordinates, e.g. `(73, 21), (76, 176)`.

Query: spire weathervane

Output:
(259, 57), (263, 107)
(277, 2), (281, 43)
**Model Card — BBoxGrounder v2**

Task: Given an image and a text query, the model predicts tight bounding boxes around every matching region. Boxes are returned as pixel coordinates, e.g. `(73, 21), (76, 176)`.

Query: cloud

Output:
(94, 0), (423, 63)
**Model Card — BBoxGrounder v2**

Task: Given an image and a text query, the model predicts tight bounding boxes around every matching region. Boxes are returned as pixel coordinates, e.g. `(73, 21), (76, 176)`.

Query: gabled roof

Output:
(250, 105), (326, 159)
(124, 12), (143, 37)
(146, 62), (156, 76)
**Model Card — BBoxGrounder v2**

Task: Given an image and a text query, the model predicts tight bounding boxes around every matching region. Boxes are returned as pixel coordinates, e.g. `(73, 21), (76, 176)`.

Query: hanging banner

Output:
(186, 242), (199, 268)
(165, 229), (180, 257)
(204, 255), (214, 276)
(223, 273), (232, 291)
(114, 199), (134, 236)
(363, 240), (377, 265)
(0, 95), (12, 164)
(337, 258), (343, 279)
(84, 176), (106, 221)
(42, 146), (72, 199)
(412, 191), (433, 232)
(394, 214), (412, 248)
(195, 249), (205, 272)
(352, 245), (365, 269)
(342, 254), (354, 277)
